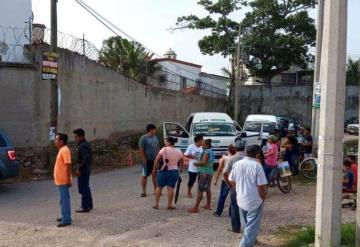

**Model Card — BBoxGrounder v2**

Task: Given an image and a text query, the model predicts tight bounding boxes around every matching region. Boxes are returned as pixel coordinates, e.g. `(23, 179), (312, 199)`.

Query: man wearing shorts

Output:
(139, 124), (160, 197)
(184, 134), (204, 198)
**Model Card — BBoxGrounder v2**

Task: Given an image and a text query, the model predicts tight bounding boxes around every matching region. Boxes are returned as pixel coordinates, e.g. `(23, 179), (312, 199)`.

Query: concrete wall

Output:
(238, 84), (359, 126)
(0, 47), (226, 148)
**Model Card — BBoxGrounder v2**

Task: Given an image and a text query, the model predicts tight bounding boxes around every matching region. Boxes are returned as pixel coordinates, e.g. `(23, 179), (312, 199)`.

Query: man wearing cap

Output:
(229, 145), (268, 247)
(264, 135), (279, 181)
(223, 139), (246, 233)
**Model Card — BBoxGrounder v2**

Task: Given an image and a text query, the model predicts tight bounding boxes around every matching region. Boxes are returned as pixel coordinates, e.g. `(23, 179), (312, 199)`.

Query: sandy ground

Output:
(0, 166), (355, 247)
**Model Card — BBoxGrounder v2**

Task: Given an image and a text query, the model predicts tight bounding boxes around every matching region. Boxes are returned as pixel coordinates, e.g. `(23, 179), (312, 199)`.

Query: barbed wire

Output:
(42, 28), (100, 61)
(0, 25), (31, 63)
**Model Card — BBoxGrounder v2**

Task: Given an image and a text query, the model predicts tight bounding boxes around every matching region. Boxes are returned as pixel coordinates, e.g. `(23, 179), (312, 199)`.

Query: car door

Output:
(163, 122), (191, 152)
(241, 122), (262, 146)
(233, 120), (242, 136)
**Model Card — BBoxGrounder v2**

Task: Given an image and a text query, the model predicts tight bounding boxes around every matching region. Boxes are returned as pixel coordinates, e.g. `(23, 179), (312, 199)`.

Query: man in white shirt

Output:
(184, 134), (204, 198)
(229, 145), (268, 247)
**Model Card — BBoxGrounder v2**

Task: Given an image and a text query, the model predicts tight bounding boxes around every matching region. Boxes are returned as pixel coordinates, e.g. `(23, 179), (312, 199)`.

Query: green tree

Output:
(98, 36), (155, 83)
(346, 58), (360, 85)
(175, 0), (316, 82)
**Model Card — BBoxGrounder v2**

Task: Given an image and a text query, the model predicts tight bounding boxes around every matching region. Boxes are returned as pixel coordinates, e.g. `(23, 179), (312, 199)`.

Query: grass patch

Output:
(281, 224), (356, 247)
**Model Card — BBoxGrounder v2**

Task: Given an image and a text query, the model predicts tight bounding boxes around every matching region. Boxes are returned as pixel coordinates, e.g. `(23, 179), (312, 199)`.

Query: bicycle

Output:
(268, 166), (292, 194)
(298, 157), (318, 179)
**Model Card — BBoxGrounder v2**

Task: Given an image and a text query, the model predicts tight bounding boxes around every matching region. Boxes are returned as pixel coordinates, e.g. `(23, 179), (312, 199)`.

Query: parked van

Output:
(241, 115), (278, 146)
(163, 112), (239, 163)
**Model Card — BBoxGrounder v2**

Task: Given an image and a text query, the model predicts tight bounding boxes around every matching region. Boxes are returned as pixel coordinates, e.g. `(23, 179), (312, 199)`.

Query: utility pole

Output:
(311, 0), (324, 155)
(234, 22), (241, 122)
(49, 0), (58, 167)
(315, 0), (347, 246)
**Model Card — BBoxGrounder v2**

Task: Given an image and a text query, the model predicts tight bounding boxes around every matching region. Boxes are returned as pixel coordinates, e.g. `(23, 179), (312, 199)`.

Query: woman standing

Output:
(213, 145), (236, 216)
(188, 139), (215, 213)
(282, 135), (299, 175)
(264, 135), (279, 181)
(152, 137), (183, 210)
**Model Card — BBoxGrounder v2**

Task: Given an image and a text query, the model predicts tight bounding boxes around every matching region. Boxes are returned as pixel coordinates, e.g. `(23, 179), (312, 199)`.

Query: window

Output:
(181, 77), (187, 89)
(196, 79), (202, 88)
(159, 75), (166, 84)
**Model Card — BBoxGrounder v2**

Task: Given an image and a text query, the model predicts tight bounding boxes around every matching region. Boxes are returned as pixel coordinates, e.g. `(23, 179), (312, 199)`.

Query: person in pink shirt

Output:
(264, 135), (279, 181)
(152, 137), (184, 210)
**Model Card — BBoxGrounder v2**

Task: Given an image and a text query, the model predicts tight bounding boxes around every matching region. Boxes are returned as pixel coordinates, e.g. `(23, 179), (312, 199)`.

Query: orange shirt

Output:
(54, 145), (72, 186)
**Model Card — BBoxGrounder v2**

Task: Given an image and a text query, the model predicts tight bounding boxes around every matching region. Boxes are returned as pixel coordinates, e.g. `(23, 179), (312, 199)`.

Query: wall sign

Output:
(42, 51), (59, 80)
(312, 81), (321, 109)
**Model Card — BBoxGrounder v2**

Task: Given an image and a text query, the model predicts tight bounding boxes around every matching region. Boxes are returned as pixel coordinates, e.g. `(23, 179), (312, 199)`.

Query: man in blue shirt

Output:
(139, 124), (160, 197)
(343, 160), (355, 190)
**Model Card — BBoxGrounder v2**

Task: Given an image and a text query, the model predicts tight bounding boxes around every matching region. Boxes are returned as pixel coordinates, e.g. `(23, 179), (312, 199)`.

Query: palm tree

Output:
(98, 36), (155, 83)
(346, 58), (360, 85)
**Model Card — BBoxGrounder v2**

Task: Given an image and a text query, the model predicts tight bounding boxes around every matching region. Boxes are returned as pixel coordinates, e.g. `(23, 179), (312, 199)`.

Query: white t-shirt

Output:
(229, 157), (268, 212)
(184, 144), (203, 173)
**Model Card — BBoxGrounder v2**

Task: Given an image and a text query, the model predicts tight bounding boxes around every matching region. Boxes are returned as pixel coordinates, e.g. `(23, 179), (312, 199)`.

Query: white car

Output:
(346, 124), (359, 135)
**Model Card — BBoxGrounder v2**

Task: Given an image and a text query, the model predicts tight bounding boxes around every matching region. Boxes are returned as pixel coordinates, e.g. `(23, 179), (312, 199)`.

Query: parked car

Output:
(163, 112), (240, 163)
(241, 115), (278, 146)
(0, 128), (20, 180)
(345, 124), (359, 135)
(345, 117), (359, 130)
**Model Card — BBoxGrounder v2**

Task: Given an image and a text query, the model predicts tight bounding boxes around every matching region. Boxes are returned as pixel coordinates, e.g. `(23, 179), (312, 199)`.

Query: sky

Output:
(32, 0), (360, 75)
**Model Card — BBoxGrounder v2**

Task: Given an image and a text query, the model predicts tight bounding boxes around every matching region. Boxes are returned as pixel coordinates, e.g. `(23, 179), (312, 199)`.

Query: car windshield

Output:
(244, 122), (276, 133)
(193, 123), (236, 136)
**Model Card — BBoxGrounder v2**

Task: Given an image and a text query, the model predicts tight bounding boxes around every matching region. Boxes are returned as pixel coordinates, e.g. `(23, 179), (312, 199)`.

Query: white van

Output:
(241, 114), (278, 146)
(163, 112), (240, 163)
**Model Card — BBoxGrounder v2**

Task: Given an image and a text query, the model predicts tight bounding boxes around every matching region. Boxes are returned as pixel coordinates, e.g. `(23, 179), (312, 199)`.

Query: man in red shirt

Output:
(347, 155), (358, 188)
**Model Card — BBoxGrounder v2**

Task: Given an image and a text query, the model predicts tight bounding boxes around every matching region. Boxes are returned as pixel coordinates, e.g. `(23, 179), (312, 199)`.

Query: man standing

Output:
(73, 128), (93, 213)
(223, 140), (246, 233)
(139, 124), (160, 197)
(184, 134), (204, 198)
(54, 133), (72, 227)
(302, 127), (313, 159)
(229, 145), (268, 247)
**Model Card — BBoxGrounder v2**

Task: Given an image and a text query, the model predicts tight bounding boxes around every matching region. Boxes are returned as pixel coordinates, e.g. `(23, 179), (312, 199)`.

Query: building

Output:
(0, 0), (32, 63)
(153, 49), (229, 96)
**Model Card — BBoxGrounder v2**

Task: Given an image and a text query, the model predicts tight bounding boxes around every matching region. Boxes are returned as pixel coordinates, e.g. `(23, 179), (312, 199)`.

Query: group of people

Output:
(53, 129), (93, 227)
(139, 124), (270, 246)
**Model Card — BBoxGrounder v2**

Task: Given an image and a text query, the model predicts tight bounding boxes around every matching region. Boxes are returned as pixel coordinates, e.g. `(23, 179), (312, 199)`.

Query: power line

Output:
(73, 0), (217, 80)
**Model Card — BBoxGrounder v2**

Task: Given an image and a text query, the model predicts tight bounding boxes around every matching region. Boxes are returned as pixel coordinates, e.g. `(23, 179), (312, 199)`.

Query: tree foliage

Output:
(346, 58), (360, 85)
(98, 36), (155, 83)
(176, 0), (316, 81)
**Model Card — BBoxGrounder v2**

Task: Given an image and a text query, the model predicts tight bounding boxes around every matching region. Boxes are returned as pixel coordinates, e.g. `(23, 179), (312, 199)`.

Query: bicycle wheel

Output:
(277, 175), (292, 193)
(299, 158), (317, 179)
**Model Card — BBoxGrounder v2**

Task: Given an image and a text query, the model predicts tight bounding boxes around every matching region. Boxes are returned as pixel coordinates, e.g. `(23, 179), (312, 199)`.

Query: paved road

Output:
(0, 166), (355, 247)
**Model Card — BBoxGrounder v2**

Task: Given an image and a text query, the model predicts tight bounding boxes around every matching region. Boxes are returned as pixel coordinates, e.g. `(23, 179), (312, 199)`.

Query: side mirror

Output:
(240, 132), (247, 138)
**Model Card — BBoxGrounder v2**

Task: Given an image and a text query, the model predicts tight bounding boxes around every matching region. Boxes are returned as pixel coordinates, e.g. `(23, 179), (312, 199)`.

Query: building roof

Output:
(200, 72), (229, 80)
(153, 58), (202, 68)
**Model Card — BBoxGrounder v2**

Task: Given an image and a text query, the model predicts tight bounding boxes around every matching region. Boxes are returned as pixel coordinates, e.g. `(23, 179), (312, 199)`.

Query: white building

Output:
(0, 0), (32, 63)
(153, 49), (229, 96)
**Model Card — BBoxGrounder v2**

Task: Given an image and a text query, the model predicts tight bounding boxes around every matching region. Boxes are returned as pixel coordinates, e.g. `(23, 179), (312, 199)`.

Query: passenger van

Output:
(163, 112), (239, 163)
(241, 115), (278, 146)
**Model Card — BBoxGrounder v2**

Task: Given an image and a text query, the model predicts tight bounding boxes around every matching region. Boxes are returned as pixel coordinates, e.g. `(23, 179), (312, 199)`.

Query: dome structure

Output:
(164, 48), (177, 59)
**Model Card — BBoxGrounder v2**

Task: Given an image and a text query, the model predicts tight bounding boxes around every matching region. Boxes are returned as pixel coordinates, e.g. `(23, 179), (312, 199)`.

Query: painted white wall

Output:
(0, 0), (32, 62)
(155, 60), (229, 93)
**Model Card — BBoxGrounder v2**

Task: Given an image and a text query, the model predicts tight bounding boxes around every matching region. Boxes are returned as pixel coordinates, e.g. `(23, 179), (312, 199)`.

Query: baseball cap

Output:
(268, 135), (278, 142)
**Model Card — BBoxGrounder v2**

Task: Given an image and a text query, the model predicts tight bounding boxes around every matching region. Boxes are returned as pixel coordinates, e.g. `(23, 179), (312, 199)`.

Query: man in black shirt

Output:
(303, 127), (313, 159)
(73, 128), (93, 213)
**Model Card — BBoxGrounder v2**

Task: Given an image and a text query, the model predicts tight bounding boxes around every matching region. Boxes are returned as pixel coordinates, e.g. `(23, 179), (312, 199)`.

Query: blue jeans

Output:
(239, 204), (264, 247)
(78, 172), (93, 210)
(58, 185), (72, 224)
(230, 188), (241, 231)
(214, 180), (230, 215)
